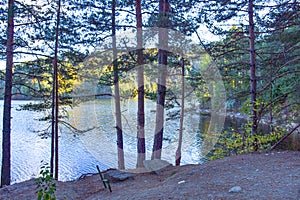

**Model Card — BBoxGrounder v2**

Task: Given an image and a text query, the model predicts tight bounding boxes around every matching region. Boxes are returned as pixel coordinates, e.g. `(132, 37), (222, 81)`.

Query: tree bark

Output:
(112, 0), (125, 169)
(1, 0), (15, 187)
(51, 0), (61, 179)
(175, 57), (185, 166)
(51, 68), (55, 177)
(136, 0), (145, 168)
(248, 0), (257, 135)
(152, 0), (169, 160)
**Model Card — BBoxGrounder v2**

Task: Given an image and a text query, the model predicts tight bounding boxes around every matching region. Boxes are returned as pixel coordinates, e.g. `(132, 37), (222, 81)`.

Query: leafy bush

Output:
(35, 161), (56, 200)
(208, 124), (284, 161)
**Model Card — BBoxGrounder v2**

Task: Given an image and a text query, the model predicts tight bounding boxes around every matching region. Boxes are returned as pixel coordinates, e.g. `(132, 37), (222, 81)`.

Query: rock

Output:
(187, 171), (195, 176)
(143, 159), (172, 174)
(104, 169), (134, 183)
(229, 186), (242, 193)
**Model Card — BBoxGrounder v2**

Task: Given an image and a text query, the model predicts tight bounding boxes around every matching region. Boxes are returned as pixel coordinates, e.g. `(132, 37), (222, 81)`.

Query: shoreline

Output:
(0, 151), (299, 200)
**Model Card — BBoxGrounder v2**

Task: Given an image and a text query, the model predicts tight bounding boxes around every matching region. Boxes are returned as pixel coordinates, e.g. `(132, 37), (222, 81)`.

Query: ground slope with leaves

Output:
(0, 151), (299, 200)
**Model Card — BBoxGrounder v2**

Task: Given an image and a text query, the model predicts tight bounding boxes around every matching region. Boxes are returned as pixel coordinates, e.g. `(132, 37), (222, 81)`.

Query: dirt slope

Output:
(0, 151), (299, 200)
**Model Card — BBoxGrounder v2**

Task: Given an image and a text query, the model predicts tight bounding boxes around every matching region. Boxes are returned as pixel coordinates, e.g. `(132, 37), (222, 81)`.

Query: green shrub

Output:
(208, 124), (284, 161)
(35, 161), (56, 200)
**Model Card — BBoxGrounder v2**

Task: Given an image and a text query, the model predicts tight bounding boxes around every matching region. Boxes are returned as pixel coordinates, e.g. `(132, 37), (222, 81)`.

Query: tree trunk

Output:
(1, 0), (15, 187)
(136, 0), (145, 168)
(269, 70), (274, 132)
(51, 64), (55, 177)
(248, 0), (257, 135)
(175, 57), (185, 166)
(51, 0), (61, 180)
(152, 0), (169, 160)
(112, 0), (125, 169)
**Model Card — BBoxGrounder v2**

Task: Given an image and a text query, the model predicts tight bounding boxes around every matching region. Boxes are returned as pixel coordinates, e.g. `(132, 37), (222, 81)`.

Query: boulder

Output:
(104, 169), (134, 183)
(143, 159), (172, 174)
(228, 186), (242, 193)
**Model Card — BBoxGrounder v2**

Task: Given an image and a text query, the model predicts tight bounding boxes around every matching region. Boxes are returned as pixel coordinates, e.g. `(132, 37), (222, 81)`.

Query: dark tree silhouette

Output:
(112, 0), (125, 169)
(248, 0), (257, 135)
(1, 0), (15, 187)
(136, 0), (146, 168)
(152, 0), (170, 159)
(50, 0), (61, 180)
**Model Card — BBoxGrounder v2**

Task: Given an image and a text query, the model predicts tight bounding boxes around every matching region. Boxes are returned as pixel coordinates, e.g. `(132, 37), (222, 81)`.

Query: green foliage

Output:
(35, 161), (56, 200)
(17, 102), (52, 112)
(11, 56), (80, 100)
(208, 123), (285, 161)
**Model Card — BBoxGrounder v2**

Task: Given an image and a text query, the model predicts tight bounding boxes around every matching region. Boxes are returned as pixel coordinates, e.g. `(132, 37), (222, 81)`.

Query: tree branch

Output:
(269, 123), (300, 151)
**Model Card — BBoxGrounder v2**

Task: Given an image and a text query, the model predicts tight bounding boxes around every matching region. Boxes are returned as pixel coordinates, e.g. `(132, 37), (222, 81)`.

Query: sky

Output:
(0, 0), (222, 71)
(0, 26), (219, 71)
(0, 61), (5, 70)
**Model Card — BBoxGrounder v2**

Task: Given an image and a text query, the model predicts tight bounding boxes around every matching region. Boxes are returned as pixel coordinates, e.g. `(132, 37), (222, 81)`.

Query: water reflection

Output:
(0, 101), (108, 184)
(0, 100), (297, 184)
(69, 99), (212, 168)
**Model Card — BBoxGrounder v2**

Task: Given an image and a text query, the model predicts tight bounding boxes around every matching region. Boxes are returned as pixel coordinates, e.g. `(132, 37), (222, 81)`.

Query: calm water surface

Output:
(1, 99), (298, 184)
(0, 99), (212, 184)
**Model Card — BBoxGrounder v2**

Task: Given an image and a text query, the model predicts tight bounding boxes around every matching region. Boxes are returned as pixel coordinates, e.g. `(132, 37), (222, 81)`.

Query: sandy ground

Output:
(0, 150), (299, 200)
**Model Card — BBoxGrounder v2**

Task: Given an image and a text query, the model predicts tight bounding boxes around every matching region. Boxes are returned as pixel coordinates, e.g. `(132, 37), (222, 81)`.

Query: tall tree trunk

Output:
(175, 57), (185, 166)
(1, 0), (15, 187)
(152, 0), (169, 160)
(269, 71), (273, 132)
(50, 64), (55, 177)
(51, 0), (61, 180)
(136, 0), (145, 168)
(112, 0), (125, 169)
(248, 0), (257, 135)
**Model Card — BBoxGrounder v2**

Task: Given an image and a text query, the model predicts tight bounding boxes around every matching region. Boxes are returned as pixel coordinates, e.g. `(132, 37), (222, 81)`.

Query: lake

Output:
(1, 99), (298, 184)
(0, 99), (219, 184)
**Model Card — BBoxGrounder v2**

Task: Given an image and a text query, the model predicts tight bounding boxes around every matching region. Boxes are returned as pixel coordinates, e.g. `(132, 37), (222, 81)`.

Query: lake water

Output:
(0, 99), (220, 184)
(0, 101), (113, 184)
(0, 99), (298, 184)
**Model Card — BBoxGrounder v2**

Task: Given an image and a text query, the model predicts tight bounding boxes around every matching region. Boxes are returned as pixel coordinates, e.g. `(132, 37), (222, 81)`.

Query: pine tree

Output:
(198, 0), (259, 134)
(152, 0), (170, 160)
(51, 0), (61, 180)
(1, 0), (15, 187)
(112, 0), (125, 169)
(136, 0), (146, 168)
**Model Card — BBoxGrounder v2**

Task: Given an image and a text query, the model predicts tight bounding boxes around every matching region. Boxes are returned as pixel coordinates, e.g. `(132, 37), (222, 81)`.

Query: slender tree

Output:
(50, 0), (55, 175)
(136, 0), (145, 168)
(112, 0), (125, 169)
(175, 57), (185, 166)
(248, 0), (257, 135)
(152, 0), (169, 160)
(199, 0), (259, 134)
(1, 0), (14, 187)
(51, 0), (61, 180)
